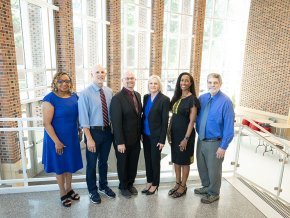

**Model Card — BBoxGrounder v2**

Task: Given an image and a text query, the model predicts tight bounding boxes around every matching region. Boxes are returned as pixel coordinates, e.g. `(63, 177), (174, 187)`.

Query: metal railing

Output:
(0, 116), (289, 206)
(0, 117), (204, 193)
(234, 115), (289, 205)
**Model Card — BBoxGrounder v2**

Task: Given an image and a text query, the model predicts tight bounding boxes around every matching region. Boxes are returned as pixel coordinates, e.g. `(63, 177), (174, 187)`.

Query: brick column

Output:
(53, 0), (76, 88)
(0, 0), (22, 179)
(190, 0), (206, 95)
(150, 0), (164, 77)
(240, 0), (290, 116)
(107, 0), (121, 93)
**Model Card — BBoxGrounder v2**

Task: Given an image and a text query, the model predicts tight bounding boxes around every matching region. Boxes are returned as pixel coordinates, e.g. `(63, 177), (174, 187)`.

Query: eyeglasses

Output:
(57, 79), (71, 84)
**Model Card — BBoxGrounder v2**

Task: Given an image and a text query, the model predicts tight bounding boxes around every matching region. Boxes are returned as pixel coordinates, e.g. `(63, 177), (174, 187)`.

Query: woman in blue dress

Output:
(42, 72), (83, 207)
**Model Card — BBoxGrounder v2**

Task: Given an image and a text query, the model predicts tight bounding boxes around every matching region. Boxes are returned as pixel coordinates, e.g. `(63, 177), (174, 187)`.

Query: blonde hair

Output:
(51, 72), (73, 94)
(148, 75), (163, 92)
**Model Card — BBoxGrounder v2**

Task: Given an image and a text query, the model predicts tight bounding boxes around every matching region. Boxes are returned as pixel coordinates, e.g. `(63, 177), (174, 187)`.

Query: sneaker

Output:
(128, 186), (138, 195)
(120, 189), (132, 199)
(99, 187), (116, 198)
(201, 194), (220, 204)
(194, 187), (208, 195)
(89, 192), (101, 204)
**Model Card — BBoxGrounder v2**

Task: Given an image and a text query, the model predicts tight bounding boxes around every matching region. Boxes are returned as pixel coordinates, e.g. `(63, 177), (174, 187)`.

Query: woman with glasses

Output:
(42, 72), (83, 207)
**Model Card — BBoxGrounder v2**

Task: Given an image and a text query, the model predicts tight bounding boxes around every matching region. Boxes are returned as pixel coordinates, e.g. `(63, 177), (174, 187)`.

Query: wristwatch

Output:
(184, 136), (189, 141)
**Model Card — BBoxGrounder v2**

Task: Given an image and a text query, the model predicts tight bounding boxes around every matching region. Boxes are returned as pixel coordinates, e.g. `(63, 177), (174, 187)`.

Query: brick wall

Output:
(0, 0), (22, 163)
(107, 0), (121, 93)
(240, 0), (290, 116)
(53, 0), (76, 89)
(190, 0), (206, 95)
(150, 0), (164, 77)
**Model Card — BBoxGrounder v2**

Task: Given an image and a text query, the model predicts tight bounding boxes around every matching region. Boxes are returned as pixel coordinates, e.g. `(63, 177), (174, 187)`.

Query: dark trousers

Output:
(85, 129), (113, 194)
(114, 142), (140, 189)
(143, 135), (161, 186)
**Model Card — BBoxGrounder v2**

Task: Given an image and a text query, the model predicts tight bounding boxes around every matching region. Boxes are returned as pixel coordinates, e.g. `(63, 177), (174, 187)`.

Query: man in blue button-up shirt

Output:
(78, 65), (116, 204)
(195, 73), (235, 204)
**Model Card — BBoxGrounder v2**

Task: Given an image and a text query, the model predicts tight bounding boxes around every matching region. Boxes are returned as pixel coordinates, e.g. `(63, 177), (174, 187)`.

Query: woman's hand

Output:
(179, 139), (187, 152)
(157, 143), (164, 150)
(55, 141), (65, 155)
(118, 144), (126, 153)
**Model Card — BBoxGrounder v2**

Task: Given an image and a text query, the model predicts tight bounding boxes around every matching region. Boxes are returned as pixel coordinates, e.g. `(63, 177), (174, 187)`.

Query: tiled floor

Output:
(0, 180), (265, 218)
(1, 129), (289, 217)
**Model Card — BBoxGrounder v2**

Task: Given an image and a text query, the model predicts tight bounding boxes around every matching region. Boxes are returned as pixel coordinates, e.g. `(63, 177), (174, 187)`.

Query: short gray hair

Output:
(207, 73), (222, 84)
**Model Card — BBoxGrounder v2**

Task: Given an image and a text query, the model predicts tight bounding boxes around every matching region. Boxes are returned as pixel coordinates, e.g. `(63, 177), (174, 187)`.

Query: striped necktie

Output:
(100, 89), (109, 126)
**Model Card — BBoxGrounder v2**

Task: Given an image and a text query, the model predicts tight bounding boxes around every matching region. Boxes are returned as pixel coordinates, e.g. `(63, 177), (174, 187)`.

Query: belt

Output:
(203, 138), (221, 142)
(90, 126), (111, 131)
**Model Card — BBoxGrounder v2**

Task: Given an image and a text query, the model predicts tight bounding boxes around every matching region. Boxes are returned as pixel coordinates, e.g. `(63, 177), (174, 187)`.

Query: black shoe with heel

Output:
(171, 184), (187, 198)
(168, 182), (180, 196)
(141, 186), (151, 194)
(146, 186), (158, 195)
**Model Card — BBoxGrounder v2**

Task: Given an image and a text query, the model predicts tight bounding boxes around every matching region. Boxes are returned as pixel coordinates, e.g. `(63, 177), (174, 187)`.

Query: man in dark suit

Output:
(110, 71), (142, 198)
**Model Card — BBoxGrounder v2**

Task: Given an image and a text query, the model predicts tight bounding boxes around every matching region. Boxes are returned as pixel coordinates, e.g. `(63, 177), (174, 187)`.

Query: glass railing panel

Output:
(235, 128), (283, 197)
(279, 139), (290, 203)
(0, 130), (25, 188)
(223, 133), (238, 172)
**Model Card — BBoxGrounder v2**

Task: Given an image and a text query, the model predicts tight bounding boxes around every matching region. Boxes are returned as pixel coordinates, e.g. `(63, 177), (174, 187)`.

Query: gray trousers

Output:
(196, 139), (224, 196)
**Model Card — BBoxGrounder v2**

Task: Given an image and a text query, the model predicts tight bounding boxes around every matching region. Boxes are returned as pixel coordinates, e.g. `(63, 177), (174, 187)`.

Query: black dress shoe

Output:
(120, 189), (132, 198)
(128, 186), (138, 195)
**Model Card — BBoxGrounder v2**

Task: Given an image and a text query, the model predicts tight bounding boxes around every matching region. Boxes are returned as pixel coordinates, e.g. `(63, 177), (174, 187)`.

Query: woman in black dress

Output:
(168, 72), (200, 198)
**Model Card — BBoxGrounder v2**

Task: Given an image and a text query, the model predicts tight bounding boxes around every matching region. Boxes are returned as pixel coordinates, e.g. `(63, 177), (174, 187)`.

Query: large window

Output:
(73, 0), (108, 91)
(162, 0), (194, 98)
(11, 0), (57, 104)
(11, 0), (58, 176)
(121, 0), (152, 97)
(201, 0), (251, 105)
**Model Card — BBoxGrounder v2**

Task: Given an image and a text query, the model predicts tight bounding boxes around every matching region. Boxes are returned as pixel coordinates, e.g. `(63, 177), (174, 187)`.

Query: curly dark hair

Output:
(51, 72), (73, 94)
(170, 72), (198, 109)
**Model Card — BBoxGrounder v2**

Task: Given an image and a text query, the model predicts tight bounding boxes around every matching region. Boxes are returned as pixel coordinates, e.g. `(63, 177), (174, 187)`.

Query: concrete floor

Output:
(0, 180), (265, 218)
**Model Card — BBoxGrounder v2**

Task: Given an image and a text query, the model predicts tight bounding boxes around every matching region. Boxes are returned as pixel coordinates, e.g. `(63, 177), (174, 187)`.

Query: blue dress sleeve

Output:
(72, 92), (79, 100)
(43, 92), (55, 107)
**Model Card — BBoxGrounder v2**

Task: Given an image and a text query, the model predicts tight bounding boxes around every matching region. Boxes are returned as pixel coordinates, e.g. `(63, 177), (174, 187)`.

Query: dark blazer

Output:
(142, 92), (170, 144)
(110, 88), (142, 147)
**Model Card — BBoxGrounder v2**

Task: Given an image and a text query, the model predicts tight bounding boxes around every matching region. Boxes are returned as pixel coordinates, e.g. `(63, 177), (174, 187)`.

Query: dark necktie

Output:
(100, 89), (109, 126)
(199, 97), (212, 140)
(131, 91), (139, 113)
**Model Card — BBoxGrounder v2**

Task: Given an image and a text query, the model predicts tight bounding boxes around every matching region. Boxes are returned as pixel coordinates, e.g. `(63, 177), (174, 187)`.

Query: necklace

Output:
(181, 92), (192, 98)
